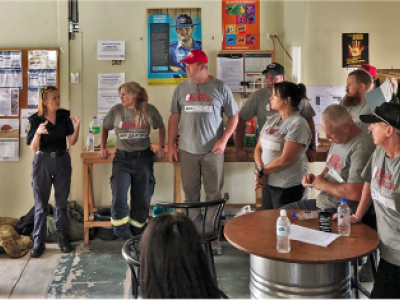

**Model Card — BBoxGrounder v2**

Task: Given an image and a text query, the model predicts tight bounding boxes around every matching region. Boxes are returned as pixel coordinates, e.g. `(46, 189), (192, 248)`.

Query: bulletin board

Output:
(216, 50), (275, 93)
(0, 48), (59, 161)
(0, 48), (60, 120)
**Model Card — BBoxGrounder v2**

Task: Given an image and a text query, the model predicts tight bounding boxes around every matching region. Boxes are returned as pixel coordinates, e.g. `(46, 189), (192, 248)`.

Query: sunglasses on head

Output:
(41, 86), (58, 98)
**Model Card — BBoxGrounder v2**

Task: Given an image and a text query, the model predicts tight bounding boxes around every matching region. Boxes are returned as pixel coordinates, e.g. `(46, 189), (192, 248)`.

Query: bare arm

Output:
(67, 116), (80, 146)
(254, 136), (263, 167)
(155, 123), (166, 159)
(305, 117), (317, 162)
(312, 177), (364, 201)
(98, 126), (109, 159)
(212, 113), (239, 154)
(353, 182), (373, 221)
(235, 117), (248, 161)
(262, 140), (304, 175)
(168, 114), (180, 163)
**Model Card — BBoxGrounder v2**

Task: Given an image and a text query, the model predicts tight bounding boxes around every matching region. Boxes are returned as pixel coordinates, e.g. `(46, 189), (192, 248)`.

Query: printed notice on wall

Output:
(20, 109), (37, 138)
(147, 8), (202, 84)
(307, 86), (345, 125)
(0, 118), (19, 161)
(217, 54), (244, 92)
(0, 51), (23, 89)
(222, 0), (260, 50)
(0, 88), (19, 116)
(98, 73), (125, 89)
(98, 73), (125, 114)
(342, 33), (369, 68)
(98, 41), (125, 60)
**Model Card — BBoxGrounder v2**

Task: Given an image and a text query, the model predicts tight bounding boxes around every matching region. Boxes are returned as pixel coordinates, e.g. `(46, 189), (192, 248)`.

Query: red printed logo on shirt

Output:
(263, 126), (283, 138)
(373, 167), (396, 191)
(119, 120), (148, 129)
(185, 93), (213, 102)
(327, 154), (343, 170)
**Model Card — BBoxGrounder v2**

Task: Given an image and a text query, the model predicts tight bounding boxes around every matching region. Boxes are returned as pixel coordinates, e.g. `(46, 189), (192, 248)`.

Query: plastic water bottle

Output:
(89, 116), (101, 149)
(277, 209), (291, 253)
(291, 211), (319, 220)
(338, 198), (351, 236)
(86, 130), (94, 152)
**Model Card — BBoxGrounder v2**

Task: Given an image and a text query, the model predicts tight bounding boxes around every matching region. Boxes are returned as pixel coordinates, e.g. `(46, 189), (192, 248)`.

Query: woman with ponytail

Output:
(99, 82), (165, 239)
(254, 81), (311, 209)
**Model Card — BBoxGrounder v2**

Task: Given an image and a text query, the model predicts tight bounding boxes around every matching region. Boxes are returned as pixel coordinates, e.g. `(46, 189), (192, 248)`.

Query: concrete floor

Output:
(0, 238), (373, 299)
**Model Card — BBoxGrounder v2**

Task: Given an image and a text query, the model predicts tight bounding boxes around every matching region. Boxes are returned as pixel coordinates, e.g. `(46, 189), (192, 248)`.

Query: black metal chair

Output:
(122, 235), (141, 299)
(156, 193), (229, 282)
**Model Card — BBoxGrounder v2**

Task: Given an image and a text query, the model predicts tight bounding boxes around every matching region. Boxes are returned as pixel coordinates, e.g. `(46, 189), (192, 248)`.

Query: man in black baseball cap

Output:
(262, 62), (285, 77)
(360, 102), (400, 130)
(352, 102), (400, 298)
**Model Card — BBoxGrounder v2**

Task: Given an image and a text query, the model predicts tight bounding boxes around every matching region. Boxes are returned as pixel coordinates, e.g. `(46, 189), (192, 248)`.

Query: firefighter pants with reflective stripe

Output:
(31, 152), (71, 245)
(110, 151), (155, 238)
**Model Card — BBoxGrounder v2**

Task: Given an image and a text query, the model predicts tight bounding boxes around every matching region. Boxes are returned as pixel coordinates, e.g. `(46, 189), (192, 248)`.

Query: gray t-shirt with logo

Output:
(362, 146), (400, 267)
(317, 132), (375, 211)
(170, 77), (238, 154)
(239, 87), (316, 127)
(260, 111), (311, 188)
(103, 104), (163, 152)
(346, 101), (371, 134)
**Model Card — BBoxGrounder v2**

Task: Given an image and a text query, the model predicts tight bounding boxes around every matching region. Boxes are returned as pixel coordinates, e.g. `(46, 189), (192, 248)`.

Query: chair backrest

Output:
(156, 193), (229, 242)
(122, 236), (141, 299)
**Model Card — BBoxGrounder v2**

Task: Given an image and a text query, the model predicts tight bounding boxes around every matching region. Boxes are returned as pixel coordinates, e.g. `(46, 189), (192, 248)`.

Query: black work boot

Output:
(30, 243), (46, 258)
(57, 232), (74, 253)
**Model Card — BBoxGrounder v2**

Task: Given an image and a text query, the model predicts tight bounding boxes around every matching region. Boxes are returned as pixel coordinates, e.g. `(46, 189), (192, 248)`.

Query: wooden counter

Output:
(81, 145), (328, 246)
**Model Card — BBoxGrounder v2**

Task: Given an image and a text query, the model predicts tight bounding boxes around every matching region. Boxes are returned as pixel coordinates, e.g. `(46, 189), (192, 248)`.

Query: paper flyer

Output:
(147, 8), (202, 84)
(222, 0), (260, 50)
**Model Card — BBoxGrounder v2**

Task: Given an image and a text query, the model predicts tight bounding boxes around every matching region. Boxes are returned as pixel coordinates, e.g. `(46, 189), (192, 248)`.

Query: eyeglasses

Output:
(41, 86), (58, 98)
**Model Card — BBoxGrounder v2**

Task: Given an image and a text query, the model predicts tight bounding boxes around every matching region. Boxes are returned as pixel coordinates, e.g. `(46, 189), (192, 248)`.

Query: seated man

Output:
(301, 104), (375, 213)
(346, 102), (400, 298)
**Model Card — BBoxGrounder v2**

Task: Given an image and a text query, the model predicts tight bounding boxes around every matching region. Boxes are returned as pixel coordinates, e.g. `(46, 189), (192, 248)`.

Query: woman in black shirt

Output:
(27, 86), (80, 258)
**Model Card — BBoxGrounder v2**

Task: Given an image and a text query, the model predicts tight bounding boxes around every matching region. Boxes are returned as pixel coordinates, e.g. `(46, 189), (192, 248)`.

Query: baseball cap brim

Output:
(360, 114), (381, 124)
(170, 23), (199, 28)
(262, 69), (281, 75)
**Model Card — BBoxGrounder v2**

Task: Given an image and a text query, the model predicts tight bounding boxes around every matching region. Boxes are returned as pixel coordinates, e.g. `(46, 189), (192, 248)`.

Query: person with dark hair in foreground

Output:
(254, 81), (311, 209)
(140, 213), (226, 299)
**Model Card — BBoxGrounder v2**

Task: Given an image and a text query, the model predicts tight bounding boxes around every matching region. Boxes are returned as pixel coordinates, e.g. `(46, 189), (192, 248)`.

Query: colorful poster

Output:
(148, 8), (202, 84)
(222, 0), (260, 50)
(342, 33), (369, 68)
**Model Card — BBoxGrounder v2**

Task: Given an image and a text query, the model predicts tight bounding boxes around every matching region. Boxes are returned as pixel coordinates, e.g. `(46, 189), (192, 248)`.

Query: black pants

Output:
(371, 258), (400, 298)
(31, 152), (71, 244)
(110, 149), (155, 238)
(262, 184), (304, 209)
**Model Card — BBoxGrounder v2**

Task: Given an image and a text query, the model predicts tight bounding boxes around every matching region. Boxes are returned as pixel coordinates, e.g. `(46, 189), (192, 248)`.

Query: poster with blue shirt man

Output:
(148, 9), (202, 84)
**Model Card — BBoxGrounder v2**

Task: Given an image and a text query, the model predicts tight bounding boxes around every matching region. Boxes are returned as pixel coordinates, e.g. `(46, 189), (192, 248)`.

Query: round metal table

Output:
(224, 210), (379, 299)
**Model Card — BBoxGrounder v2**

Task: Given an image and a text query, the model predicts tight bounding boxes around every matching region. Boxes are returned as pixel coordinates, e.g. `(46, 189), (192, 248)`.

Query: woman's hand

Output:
(98, 148), (109, 159)
(155, 147), (165, 160)
(255, 174), (268, 190)
(70, 116), (80, 130)
(36, 120), (49, 136)
(332, 213), (360, 224)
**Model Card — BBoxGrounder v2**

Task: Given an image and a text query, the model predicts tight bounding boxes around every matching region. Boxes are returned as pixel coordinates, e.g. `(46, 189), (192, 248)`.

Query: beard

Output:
(342, 91), (363, 107)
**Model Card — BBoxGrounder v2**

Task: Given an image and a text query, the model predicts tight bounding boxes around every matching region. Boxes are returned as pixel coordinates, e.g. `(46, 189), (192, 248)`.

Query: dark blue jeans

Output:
(31, 152), (71, 244)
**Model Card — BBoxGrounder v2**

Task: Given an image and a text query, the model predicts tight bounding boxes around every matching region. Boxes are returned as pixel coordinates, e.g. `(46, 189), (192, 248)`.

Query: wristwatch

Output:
(254, 166), (264, 177)
(309, 144), (316, 150)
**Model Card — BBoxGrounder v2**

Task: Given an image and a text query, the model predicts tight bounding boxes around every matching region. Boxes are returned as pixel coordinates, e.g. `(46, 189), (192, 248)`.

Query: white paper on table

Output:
(289, 224), (340, 247)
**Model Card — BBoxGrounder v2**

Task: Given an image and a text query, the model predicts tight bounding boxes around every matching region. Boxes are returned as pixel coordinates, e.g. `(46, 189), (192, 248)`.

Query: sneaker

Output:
(212, 240), (222, 255)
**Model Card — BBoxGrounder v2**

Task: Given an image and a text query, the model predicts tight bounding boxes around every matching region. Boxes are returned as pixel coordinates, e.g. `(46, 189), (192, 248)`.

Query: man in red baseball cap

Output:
(360, 64), (377, 91)
(168, 49), (238, 255)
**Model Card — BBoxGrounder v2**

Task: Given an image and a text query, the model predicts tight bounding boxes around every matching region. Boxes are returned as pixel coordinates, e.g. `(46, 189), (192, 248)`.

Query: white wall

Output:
(1, 0), (399, 218)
